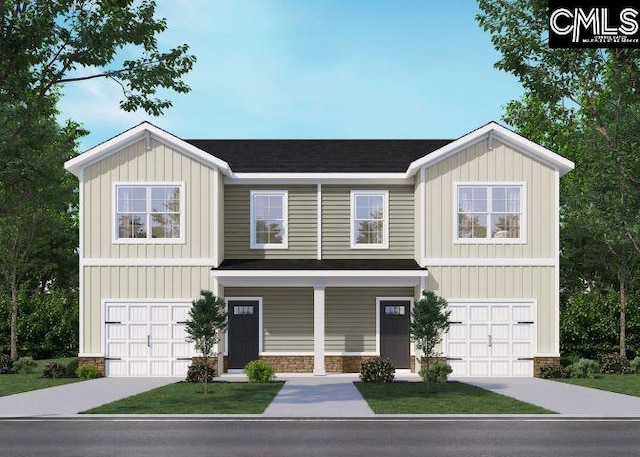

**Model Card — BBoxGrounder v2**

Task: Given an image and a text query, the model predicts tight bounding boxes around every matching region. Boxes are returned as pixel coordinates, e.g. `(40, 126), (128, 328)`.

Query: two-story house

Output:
(64, 121), (573, 378)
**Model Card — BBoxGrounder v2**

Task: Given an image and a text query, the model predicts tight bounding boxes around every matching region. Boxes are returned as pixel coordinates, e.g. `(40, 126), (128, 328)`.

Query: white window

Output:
(114, 183), (185, 244)
(351, 190), (389, 249)
(250, 190), (288, 249)
(455, 183), (525, 243)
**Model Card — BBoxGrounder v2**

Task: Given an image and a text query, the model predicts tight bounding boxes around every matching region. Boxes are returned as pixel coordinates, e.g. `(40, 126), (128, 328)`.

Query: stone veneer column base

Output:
(78, 357), (105, 377)
(259, 355), (314, 373)
(325, 355), (378, 373)
(533, 357), (560, 378)
(191, 356), (222, 377)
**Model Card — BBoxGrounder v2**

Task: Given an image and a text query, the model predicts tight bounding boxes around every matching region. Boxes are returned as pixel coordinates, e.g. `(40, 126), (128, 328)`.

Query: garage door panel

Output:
(107, 324), (127, 340)
(129, 343), (148, 358)
(172, 341), (191, 358)
(107, 342), (127, 358)
(172, 324), (187, 340)
(173, 360), (190, 377)
(150, 306), (170, 322)
(107, 360), (127, 377)
(129, 324), (147, 339)
(150, 324), (170, 340)
(129, 361), (148, 376)
(172, 306), (190, 322)
(107, 306), (127, 322)
(151, 342), (169, 358)
(129, 306), (148, 322)
(445, 301), (534, 378)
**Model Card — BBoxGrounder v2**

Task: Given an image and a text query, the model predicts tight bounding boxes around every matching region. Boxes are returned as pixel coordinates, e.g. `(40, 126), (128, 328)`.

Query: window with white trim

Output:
(456, 184), (524, 242)
(115, 184), (184, 243)
(351, 190), (389, 249)
(250, 190), (288, 249)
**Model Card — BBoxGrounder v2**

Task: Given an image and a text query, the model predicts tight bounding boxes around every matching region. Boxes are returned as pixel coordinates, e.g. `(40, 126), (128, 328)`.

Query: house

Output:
(63, 121), (574, 378)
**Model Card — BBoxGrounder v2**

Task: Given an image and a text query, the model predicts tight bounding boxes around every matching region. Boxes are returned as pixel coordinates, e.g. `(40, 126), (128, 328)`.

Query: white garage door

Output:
(445, 301), (534, 377)
(105, 301), (195, 377)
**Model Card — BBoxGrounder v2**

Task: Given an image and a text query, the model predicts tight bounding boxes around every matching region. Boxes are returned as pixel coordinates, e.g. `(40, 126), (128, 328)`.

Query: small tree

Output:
(184, 290), (227, 394)
(410, 291), (451, 394)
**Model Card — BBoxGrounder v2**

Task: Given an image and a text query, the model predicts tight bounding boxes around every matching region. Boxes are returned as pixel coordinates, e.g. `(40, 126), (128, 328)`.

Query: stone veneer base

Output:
(533, 356), (561, 378)
(78, 357), (106, 377)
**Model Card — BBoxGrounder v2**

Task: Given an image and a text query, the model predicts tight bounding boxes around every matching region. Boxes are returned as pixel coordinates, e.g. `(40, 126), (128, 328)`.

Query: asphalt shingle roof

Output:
(184, 139), (452, 172)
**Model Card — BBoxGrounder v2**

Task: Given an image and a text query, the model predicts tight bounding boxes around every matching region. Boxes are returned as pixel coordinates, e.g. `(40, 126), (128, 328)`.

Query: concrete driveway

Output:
(462, 377), (640, 415)
(0, 377), (178, 417)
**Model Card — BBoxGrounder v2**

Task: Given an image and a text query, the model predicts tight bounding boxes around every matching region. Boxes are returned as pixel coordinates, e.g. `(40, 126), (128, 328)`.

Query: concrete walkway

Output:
(0, 377), (178, 417)
(462, 377), (640, 415)
(263, 374), (374, 417)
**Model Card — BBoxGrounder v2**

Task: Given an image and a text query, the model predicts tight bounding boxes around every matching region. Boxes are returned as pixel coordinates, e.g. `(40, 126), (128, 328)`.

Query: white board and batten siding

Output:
(104, 300), (195, 377)
(445, 301), (535, 377)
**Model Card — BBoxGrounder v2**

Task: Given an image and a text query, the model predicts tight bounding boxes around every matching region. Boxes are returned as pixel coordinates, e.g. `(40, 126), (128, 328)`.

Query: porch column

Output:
(313, 284), (326, 375)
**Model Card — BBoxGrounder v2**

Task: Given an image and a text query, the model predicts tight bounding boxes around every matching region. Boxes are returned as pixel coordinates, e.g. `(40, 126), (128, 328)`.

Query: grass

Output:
(84, 381), (284, 414)
(355, 381), (553, 414)
(0, 357), (80, 397)
(558, 373), (640, 397)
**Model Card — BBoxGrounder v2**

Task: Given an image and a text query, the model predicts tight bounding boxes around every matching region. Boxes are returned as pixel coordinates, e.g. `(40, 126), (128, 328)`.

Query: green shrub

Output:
(186, 360), (216, 383)
(560, 356), (578, 367)
(360, 357), (395, 383)
(66, 358), (79, 378)
(0, 354), (12, 374)
(569, 359), (599, 379)
(244, 359), (276, 383)
(76, 363), (101, 379)
(419, 361), (453, 383)
(600, 353), (631, 374)
(42, 361), (68, 378)
(630, 356), (640, 374)
(12, 356), (37, 374)
(539, 364), (570, 379)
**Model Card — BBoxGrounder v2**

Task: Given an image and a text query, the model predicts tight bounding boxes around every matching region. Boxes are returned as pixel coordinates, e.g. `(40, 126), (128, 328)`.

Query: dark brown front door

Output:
(228, 300), (259, 369)
(380, 300), (411, 369)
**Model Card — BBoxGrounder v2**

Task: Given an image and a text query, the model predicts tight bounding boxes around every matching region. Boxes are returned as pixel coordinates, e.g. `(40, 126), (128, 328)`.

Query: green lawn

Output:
(85, 381), (284, 414)
(558, 374), (640, 397)
(355, 381), (553, 414)
(0, 357), (80, 397)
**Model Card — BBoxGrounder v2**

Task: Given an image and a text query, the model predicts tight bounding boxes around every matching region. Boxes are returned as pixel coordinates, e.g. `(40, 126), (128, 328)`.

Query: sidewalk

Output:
(263, 374), (374, 417)
(0, 377), (177, 417)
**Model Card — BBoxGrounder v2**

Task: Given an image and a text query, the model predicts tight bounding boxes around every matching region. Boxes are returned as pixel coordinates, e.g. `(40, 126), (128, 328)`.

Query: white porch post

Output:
(313, 284), (326, 375)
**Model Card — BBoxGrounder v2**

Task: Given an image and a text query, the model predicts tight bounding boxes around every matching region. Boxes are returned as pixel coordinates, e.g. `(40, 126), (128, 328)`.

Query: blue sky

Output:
(59, 1), (524, 151)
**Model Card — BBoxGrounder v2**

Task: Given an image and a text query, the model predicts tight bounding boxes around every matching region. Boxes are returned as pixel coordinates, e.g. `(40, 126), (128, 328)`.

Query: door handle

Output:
(147, 335), (150, 348)
(488, 335), (492, 348)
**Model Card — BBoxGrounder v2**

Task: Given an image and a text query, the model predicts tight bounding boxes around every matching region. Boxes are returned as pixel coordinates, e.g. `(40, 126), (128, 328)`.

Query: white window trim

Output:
(453, 181), (527, 245)
(112, 181), (186, 245)
(350, 190), (389, 249)
(249, 190), (289, 249)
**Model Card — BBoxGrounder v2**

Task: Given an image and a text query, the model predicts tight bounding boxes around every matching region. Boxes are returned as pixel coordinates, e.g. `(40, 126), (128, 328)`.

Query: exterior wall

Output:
(426, 266), (556, 355)
(322, 185), (414, 259)
(83, 138), (218, 259)
(224, 287), (314, 352)
(325, 287), (414, 353)
(224, 185), (317, 259)
(424, 139), (556, 259)
(82, 265), (213, 354)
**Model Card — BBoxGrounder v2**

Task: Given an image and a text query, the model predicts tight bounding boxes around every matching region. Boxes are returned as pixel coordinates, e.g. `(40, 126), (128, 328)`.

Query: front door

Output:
(227, 300), (259, 369)
(380, 300), (411, 369)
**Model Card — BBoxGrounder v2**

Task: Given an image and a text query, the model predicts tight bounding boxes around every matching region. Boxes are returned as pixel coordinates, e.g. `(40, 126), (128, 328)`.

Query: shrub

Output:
(539, 364), (570, 379)
(42, 361), (68, 378)
(245, 359), (276, 383)
(568, 359), (599, 379)
(66, 358), (79, 377)
(76, 363), (101, 379)
(12, 356), (38, 374)
(419, 361), (452, 384)
(186, 360), (216, 383)
(630, 356), (640, 374)
(560, 356), (578, 367)
(0, 354), (12, 374)
(360, 357), (395, 383)
(600, 353), (631, 374)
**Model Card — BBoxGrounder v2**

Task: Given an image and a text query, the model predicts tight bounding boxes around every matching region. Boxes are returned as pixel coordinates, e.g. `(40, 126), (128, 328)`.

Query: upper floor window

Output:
(114, 183), (185, 244)
(456, 183), (525, 243)
(351, 190), (389, 249)
(250, 190), (288, 249)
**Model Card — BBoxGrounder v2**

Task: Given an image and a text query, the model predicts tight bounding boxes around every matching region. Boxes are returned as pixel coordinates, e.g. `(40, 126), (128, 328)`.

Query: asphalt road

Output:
(0, 418), (639, 457)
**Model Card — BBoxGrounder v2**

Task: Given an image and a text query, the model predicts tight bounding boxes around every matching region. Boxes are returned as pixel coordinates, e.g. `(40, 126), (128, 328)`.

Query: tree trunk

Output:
(10, 278), (18, 361)
(619, 276), (626, 358)
(425, 357), (431, 395)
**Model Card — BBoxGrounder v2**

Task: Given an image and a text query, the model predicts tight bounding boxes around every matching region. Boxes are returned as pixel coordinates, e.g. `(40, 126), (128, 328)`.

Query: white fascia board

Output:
(212, 270), (427, 278)
(405, 122), (575, 177)
(226, 172), (412, 185)
(64, 122), (232, 177)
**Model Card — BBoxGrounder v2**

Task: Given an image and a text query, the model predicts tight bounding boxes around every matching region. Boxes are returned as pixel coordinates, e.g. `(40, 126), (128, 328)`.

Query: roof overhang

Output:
(213, 269), (427, 288)
(405, 122), (575, 177)
(225, 172), (412, 185)
(64, 122), (233, 178)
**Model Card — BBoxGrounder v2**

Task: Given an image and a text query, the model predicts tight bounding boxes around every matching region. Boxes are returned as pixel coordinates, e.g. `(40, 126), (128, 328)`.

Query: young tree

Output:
(410, 291), (451, 394)
(184, 290), (227, 394)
